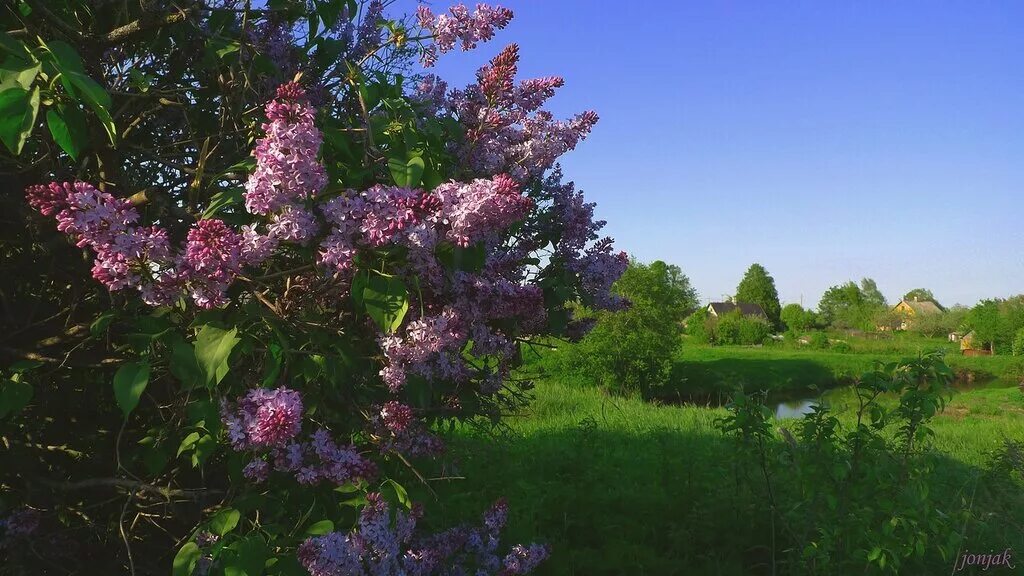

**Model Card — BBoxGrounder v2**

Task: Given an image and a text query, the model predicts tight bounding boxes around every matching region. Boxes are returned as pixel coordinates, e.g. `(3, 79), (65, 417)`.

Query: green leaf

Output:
(90, 310), (116, 336)
(209, 508), (241, 536)
(386, 479), (411, 510)
(261, 342), (284, 387)
(224, 535), (267, 576)
(0, 86), (38, 155)
(194, 325), (239, 387)
(170, 337), (205, 390)
(46, 104), (88, 160)
(305, 519), (334, 535)
(113, 361), (150, 417)
(202, 187), (244, 219)
(172, 542), (200, 576)
(0, 378), (32, 419)
(0, 59), (39, 91)
(191, 434), (217, 467)
(177, 431), (201, 457)
(388, 155), (424, 188)
(362, 275), (409, 333)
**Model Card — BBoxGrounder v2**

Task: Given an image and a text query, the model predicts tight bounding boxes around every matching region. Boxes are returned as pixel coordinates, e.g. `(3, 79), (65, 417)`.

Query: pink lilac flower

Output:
(245, 85), (326, 215)
(268, 203), (319, 244)
(379, 308), (466, 391)
(25, 182), (70, 216)
(221, 386), (304, 450)
(434, 175), (531, 247)
(379, 401), (413, 433)
(240, 224), (278, 266)
(416, 4), (513, 66)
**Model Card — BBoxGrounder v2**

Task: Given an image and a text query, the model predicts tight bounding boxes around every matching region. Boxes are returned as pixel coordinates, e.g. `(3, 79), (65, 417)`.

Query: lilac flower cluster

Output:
(442, 44), (599, 180)
(222, 386), (304, 451)
(298, 496), (548, 576)
(371, 402), (444, 457)
(416, 3), (513, 67)
(434, 175), (532, 247)
(222, 387), (377, 486)
(245, 83), (327, 216)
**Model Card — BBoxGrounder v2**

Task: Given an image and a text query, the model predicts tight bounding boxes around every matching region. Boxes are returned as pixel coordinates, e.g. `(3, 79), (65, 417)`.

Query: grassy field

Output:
(407, 337), (1024, 575)
(416, 377), (1024, 576)
(665, 338), (1024, 402)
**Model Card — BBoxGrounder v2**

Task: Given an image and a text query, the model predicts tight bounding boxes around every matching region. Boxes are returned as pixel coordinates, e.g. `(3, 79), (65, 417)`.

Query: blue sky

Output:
(403, 1), (1023, 308)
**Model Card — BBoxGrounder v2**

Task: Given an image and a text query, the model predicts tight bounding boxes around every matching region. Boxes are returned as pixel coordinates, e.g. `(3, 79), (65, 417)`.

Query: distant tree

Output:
(735, 263), (782, 326)
(780, 303), (815, 331)
(908, 306), (968, 338)
(860, 278), (888, 308)
(873, 308), (905, 332)
(614, 259), (699, 320)
(1013, 328), (1024, 357)
(817, 281), (887, 330)
(903, 288), (937, 303)
(965, 300), (1004, 353)
(565, 259), (696, 396)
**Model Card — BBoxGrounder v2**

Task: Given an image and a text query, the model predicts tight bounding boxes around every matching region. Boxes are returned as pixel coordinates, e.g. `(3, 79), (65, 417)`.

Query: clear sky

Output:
(403, 1), (1023, 308)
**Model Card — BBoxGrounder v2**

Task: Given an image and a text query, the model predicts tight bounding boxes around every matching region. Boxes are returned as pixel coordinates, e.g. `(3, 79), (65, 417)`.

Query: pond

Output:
(768, 376), (1021, 420)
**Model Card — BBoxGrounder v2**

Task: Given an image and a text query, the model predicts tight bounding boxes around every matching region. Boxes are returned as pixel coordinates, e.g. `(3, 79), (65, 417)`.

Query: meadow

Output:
(416, 335), (1024, 575)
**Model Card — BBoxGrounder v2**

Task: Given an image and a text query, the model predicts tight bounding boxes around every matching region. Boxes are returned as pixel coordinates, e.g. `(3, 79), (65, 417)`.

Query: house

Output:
(960, 330), (993, 356)
(891, 297), (943, 330)
(706, 301), (768, 321)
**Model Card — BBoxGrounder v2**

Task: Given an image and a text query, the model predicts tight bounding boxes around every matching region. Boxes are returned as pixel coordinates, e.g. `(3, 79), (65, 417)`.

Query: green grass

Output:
(409, 345), (1024, 576)
(664, 339), (1024, 401)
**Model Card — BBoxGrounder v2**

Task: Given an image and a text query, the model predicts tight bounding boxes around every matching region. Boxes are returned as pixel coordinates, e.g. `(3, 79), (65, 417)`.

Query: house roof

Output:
(895, 299), (943, 315)
(707, 302), (768, 318)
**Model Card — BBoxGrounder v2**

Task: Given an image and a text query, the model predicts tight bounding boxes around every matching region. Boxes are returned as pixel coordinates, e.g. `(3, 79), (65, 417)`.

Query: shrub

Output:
(807, 331), (830, 349)
(563, 306), (678, 397)
(564, 259), (692, 397)
(0, 2), (612, 573)
(830, 340), (852, 353)
(717, 354), (965, 574)
(686, 308), (714, 344)
(781, 303), (815, 331)
(716, 310), (772, 345)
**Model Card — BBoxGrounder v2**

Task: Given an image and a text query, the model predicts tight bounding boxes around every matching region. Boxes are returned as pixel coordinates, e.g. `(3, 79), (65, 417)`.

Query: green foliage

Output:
(685, 308), (713, 344)
(902, 288), (937, 305)
(807, 331), (829, 349)
(112, 360), (150, 417)
(561, 260), (693, 397)
(965, 297), (1024, 354)
(734, 263), (781, 325)
(714, 309), (771, 345)
(907, 307), (967, 338)
(817, 279), (887, 330)
(1013, 328), (1024, 357)
(716, 354), (965, 575)
(780, 303), (815, 331)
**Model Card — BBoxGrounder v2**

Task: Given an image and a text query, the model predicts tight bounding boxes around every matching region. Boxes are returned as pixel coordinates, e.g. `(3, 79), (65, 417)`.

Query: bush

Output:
(1013, 328), (1024, 357)
(563, 307), (678, 397)
(686, 308), (714, 344)
(564, 259), (692, 397)
(716, 310), (772, 345)
(808, 331), (830, 349)
(781, 303), (816, 331)
(717, 354), (965, 574)
(830, 340), (852, 353)
(0, 3), (607, 573)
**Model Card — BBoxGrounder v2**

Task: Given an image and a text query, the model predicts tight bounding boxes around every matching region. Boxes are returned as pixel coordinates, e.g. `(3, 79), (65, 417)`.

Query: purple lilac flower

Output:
(268, 203), (319, 244)
(416, 4), (513, 66)
(245, 85), (326, 215)
(298, 496), (546, 576)
(243, 458), (271, 483)
(434, 175), (532, 247)
(221, 387), (304, 450)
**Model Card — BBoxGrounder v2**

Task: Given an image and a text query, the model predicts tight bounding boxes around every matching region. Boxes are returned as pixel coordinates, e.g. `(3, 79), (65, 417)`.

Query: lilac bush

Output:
(7, 1), (622, 574)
